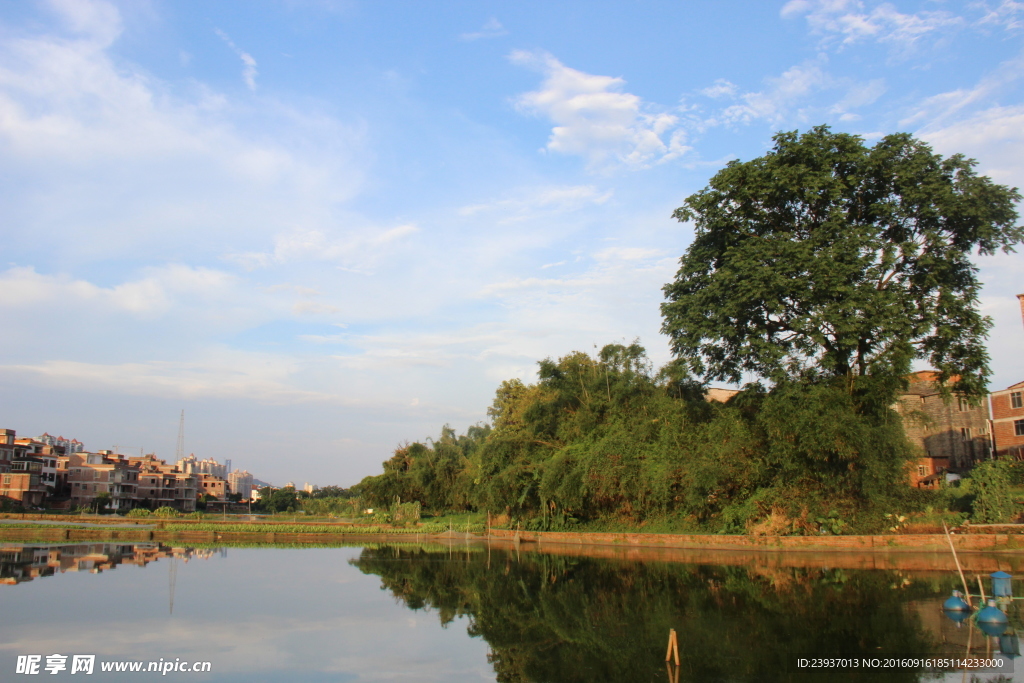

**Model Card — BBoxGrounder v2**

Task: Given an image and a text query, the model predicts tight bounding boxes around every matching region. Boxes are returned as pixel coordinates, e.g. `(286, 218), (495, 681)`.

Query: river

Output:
(1, 541), (1020, 682)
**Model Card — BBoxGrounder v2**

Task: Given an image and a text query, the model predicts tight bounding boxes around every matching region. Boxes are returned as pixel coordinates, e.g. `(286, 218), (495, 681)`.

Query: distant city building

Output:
(227, 469), (253, 498)
(37, 433), (84, 455)
(303, 483), (314, 494)
(176, 454), (227, 479)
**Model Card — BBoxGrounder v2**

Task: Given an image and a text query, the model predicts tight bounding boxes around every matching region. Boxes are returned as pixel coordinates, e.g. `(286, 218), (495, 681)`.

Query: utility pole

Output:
(174, 410), (185, 463)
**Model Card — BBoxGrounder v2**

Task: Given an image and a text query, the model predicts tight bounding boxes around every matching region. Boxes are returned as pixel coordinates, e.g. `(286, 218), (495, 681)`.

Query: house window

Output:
(1013, 392), (1023, 409)
(961, 427), (973, 441)
(1016, 420), (1024, 437)
(958, 397), (970, 412)
(918, 466), (926, 476)
(2, 475), (9, 486)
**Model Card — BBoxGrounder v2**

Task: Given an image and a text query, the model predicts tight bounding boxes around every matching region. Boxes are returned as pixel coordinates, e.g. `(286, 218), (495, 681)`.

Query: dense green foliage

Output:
(300, 496), (362, 517)
(358, 343), (921, 532)
(662, 126), (1022, 398)
(969, 459), (1016, 523)
(258, 486), (300, 513)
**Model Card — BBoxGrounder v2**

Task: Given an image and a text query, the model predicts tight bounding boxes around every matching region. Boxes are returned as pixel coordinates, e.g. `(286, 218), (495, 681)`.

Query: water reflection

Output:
(0, 542), (223, 585)
(0, 541), (1020, 681)
(351, 545), (1021, 682)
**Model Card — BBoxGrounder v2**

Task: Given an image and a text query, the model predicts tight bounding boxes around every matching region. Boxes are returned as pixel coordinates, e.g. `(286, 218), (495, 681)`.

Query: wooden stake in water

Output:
(944, 523), (973, 608)
(665, 629), (680, 666)
(977, 575), (986, 605)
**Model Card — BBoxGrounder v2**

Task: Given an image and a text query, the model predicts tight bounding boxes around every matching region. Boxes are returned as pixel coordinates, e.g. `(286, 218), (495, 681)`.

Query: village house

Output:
(128, 454), (198, 513)
(990, 381), (1024, 459)
(894, 371), (993, 488)
(67, 452), (140, 512)
(196, 472), (228, 500)
(989, 295), (1024, 460)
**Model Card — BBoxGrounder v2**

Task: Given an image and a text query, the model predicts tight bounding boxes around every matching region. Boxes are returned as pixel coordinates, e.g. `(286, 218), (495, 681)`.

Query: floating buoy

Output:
(943, 590), (970, 612)
(974, 602), (1007, 626)
(979, 620), (1009, 638)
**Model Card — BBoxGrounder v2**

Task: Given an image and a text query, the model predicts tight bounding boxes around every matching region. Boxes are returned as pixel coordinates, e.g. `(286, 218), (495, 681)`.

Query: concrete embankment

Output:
(485, 530), (1024, 572)
(486, 528), (1024, 554)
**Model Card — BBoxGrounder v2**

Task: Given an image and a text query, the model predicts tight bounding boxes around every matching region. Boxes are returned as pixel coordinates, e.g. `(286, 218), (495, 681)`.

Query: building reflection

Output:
(0, 542), (224, 585)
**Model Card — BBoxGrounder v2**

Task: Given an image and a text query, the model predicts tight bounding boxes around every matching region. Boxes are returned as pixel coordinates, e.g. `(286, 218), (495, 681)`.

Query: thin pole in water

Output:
(944, 523), (973, 608)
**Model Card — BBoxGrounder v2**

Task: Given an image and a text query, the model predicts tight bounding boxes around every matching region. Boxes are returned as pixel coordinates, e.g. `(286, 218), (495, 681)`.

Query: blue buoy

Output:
(979, 620), (1009, 637)
(991, 571), (1013, 598)
(943, 590), (971, 611)
(977, 599), (1009, 626)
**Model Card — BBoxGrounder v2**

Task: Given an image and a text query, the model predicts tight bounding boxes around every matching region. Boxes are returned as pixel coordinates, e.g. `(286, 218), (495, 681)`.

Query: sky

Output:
(1, 0), (1023, 488)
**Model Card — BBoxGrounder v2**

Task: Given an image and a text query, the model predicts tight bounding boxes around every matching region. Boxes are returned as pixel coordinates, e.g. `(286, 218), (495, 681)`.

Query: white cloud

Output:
(718, 62), (829, 125)
(829, 78), (886, 120)
(700, 79), (738, 99)
(460, 17), (507, 41)
(920, 104), (1024, 186)
(0, 265), (237, 317)
(228, 223), (419, 270)
(215, 28), (259, 91)
(0, 355), (339, 404)
(900, 50), (1024, 128)
(46, 0), (123, 46)
(509, 50), (690, 170)
(973, 0), (1024, 31)
(0, 3), (366, 266)
(781, 0), (964, 53)
(458, 184), (611, 220)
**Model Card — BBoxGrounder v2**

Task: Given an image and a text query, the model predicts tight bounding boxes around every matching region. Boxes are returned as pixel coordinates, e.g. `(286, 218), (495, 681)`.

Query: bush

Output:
(153, 506), (180, 518)
(126, 508), (152, 518)
(970, 459), (1016, 523)
(391, 501), (421, 526)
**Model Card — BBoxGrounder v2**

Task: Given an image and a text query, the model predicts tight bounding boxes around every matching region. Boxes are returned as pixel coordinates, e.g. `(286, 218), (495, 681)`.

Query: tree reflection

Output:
(351, 546), (949, 682)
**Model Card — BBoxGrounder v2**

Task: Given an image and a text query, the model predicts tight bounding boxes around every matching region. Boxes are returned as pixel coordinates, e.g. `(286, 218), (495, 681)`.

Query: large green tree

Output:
(661, 126), (1022, 398)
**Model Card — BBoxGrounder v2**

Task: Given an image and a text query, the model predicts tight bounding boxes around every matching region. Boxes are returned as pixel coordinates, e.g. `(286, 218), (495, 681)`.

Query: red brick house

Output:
(991, 380), (1024, 460)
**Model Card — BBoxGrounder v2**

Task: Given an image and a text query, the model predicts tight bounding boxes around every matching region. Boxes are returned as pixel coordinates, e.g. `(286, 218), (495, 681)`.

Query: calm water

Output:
(0, 541), (1020, 682)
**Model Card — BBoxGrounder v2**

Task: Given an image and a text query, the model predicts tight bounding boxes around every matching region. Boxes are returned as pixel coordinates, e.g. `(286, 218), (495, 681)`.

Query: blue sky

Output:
(1, 0), (1023, 487)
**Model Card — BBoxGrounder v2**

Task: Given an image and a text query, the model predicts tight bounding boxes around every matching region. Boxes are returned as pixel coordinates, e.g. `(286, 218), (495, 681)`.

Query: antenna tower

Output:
(175, 410), (185, 462)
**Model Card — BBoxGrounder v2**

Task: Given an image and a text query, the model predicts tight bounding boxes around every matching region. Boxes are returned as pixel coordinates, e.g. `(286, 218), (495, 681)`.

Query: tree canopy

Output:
(661, 126), (1022, 398)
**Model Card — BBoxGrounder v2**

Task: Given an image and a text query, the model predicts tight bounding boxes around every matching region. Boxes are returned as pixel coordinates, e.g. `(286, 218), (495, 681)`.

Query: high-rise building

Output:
(228, 469), (254, 499)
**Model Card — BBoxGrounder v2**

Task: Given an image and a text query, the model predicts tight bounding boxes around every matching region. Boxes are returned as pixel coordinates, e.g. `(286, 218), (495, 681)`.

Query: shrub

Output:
(126, 508), (152, 518)
(153, 506), (180, 518)
(970, 459), (1016, 523)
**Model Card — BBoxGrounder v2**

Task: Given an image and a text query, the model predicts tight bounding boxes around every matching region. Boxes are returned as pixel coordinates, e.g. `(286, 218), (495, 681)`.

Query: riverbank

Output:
(3, 513), (1024, 554)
